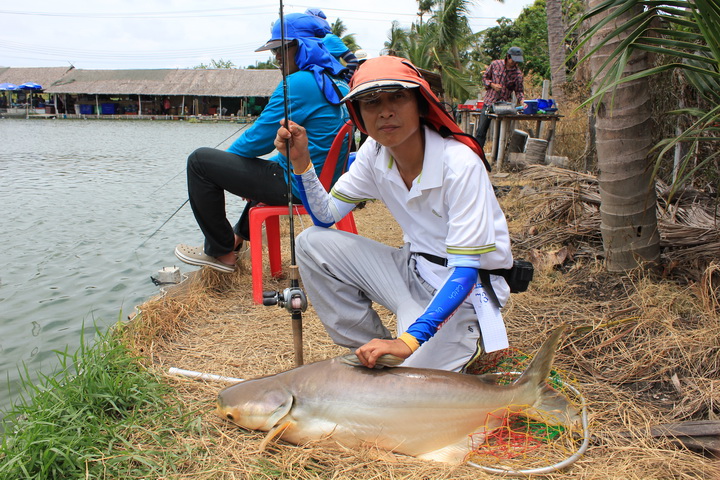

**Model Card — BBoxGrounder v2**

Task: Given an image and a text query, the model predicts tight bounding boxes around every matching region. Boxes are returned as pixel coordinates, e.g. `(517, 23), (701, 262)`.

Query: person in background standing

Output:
(473, 46), (525, 147)
(305, 8), (359, 82)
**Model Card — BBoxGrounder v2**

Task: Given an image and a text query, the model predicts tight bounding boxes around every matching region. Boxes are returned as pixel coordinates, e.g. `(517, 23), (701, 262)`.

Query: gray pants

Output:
(296, 226), (482, 371)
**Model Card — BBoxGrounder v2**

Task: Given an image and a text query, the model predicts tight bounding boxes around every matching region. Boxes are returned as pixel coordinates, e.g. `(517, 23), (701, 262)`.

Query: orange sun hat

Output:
(343, 55), (489, 170)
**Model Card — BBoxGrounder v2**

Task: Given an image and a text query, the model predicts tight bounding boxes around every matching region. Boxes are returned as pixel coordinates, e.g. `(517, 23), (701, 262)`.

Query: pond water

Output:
(0, 118), (249, 414)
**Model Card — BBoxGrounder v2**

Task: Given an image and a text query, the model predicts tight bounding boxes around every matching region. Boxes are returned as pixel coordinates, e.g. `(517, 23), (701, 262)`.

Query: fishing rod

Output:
(261, 0), (308, 367)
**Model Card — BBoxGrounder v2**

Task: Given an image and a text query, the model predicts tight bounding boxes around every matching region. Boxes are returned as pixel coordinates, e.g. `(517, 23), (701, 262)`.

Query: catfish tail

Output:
(514, 324), (579, 425)
(514, 324), (567, 389)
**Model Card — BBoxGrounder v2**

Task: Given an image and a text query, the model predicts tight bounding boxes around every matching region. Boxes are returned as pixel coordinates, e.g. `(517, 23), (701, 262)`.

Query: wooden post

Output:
(546, 117), (559, 156)
(496, 117), (510, 170)
(539, 80), (551, 137)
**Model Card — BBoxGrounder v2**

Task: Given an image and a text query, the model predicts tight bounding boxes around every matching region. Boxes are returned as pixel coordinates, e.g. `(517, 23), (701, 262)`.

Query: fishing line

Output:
(135, 120), (250, 254)
(136, 198), (189, 251)
(146, 124), (248, 199)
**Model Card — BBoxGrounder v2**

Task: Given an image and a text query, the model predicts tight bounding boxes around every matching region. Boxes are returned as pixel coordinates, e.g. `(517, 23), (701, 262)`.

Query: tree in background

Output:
(512, 1), (551, 79)
(194, 58), (236, 69)
(417, 0), (436, 24)
(576, 1), (660, 271)
(246, 59), (276, 70)
(331, 18), (361, 53)
(574, 0), (719, 196)
(546, 0), (567, 104)
(384, 20), (410, 57)
(476, 17), (521, 66)
(572, 0), (720, 270)
(476, 0), (583, 88)
(384, 0), (478, 101)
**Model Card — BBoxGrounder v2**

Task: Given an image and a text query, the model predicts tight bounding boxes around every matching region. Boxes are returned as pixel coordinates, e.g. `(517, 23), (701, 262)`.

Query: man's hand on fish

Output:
(355, 338), (412, 369)
(275, 120), (312, 174)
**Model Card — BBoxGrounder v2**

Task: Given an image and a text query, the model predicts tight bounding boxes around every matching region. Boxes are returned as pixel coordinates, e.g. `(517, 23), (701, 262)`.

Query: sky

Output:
(0, 0), (532, 70)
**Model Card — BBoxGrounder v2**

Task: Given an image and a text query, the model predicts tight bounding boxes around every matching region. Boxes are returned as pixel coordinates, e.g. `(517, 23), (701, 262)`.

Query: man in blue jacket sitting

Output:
(175, 13), (350, 273)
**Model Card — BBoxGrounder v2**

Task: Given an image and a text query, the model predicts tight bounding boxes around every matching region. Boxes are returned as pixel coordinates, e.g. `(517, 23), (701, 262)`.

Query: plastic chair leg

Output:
(265, 215), (282, 278)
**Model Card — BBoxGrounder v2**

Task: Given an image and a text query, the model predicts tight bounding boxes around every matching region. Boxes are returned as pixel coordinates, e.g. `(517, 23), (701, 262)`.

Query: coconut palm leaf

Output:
(384, 20), (409, 57)
(571, 0), (720, 194)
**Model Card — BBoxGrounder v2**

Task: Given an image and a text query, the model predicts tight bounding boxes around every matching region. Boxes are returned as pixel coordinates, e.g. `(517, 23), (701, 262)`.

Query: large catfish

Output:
(216, 325), (577, 463)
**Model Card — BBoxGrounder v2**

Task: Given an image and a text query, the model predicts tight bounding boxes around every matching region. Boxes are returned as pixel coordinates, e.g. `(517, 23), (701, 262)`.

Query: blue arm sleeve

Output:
(405, 267), (478, 345)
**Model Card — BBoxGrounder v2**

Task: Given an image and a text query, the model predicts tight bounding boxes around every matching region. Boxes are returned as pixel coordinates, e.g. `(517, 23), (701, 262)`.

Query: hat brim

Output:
(510, 54), (524, 63)
(256, 39), (295, 52)
(341, 79), (419, 103)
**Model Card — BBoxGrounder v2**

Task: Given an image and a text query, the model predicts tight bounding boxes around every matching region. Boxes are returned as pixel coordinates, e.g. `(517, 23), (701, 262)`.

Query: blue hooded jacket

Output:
(227, 13), (349, 197)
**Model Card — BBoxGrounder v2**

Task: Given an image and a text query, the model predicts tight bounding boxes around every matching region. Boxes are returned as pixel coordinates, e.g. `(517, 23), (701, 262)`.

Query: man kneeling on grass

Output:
(275, 56), (514, 372)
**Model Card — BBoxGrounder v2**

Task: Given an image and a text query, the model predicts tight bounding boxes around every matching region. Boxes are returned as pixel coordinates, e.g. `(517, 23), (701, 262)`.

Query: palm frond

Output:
(572, 0), (720, 191)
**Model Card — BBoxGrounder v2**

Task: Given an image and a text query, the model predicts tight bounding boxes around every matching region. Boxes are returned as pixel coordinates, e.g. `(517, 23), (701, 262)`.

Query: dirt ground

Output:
(128, 168), (720, 479)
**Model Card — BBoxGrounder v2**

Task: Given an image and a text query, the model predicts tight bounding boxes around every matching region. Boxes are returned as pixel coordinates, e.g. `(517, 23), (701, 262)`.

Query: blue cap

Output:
(305, 8), (331, 32)
(305, 8), (326, 19)
(256, 13), (327, 52)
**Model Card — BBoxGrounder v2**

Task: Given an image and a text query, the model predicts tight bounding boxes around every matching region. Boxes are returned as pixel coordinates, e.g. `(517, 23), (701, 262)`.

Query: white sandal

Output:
(174, 244), (235, 273)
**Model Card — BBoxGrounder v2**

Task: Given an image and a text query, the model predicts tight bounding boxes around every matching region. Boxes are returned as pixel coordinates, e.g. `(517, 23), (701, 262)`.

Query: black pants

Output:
(186, 147), (299, 257)
(473, 105), (492, 146)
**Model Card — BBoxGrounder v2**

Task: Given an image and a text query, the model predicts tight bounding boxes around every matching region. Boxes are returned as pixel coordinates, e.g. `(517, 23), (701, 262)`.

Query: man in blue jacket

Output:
(175, 13), (349, 273)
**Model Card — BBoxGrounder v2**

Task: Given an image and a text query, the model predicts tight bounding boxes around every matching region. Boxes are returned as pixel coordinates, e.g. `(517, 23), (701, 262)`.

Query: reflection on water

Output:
(0, 119), (249, 413)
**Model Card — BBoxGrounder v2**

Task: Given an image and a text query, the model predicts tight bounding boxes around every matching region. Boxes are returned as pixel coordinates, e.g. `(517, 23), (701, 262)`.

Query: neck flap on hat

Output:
(293, 38), (348, 105)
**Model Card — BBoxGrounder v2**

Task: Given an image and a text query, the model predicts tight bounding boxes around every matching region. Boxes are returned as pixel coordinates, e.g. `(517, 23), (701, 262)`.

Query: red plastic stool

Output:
(248, 121), (357, 304)
(249, 205), (357, 303)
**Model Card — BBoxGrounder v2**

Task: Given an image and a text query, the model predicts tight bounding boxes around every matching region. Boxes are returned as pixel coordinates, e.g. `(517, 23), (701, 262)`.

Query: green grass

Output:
(0, 322), (202, 479)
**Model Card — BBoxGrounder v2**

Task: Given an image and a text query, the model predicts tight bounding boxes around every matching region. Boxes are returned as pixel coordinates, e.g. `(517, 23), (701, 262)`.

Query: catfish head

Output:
(216, 377), (293, 431)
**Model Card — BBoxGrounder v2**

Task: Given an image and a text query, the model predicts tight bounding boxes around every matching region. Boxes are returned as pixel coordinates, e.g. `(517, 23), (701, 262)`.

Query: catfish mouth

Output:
(216, 401), (239, 424)
(216, 406), (248, 429)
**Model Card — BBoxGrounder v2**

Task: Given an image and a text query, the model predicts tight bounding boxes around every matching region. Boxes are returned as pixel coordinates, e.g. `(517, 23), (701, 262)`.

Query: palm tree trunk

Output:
(588, 1), (660, 271)
(546, 0), (566, 105)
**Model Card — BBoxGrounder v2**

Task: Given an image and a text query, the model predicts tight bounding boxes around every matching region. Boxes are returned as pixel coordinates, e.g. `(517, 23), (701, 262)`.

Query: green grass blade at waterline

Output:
(0, 321), (200, 479)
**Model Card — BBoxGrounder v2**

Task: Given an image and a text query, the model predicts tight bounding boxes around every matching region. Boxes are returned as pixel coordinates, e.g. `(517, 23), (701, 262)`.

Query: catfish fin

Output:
(416, 438), (471, 464)
(258, 420), (293, 451)
(339, 353), (405, 369)
(513, 324), (567, 389)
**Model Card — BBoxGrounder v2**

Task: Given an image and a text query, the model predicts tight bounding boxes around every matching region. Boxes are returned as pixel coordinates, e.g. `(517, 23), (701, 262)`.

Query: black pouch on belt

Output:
(416, 253), (534, 294)
(490, 260), (534, 293)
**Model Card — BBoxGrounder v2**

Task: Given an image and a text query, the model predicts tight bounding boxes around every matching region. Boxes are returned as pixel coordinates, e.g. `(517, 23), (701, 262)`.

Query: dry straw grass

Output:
(125, 178), (720, 479)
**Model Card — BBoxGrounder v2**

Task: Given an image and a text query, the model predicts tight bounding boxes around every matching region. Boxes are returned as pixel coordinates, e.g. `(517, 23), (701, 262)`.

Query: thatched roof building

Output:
(0, 66), (281, 98)
(0, 67), (73, 90)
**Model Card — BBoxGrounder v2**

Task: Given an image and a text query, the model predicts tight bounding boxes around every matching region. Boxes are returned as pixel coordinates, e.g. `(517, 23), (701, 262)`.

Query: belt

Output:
(416, 252), (448, 267)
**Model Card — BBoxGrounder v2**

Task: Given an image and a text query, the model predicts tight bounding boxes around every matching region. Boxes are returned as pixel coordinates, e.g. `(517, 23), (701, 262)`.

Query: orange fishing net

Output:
(464, 349), (588, 473)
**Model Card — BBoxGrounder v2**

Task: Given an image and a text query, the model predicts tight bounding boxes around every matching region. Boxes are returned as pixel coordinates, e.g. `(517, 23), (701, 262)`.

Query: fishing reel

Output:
(262, 286), (308, 313)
